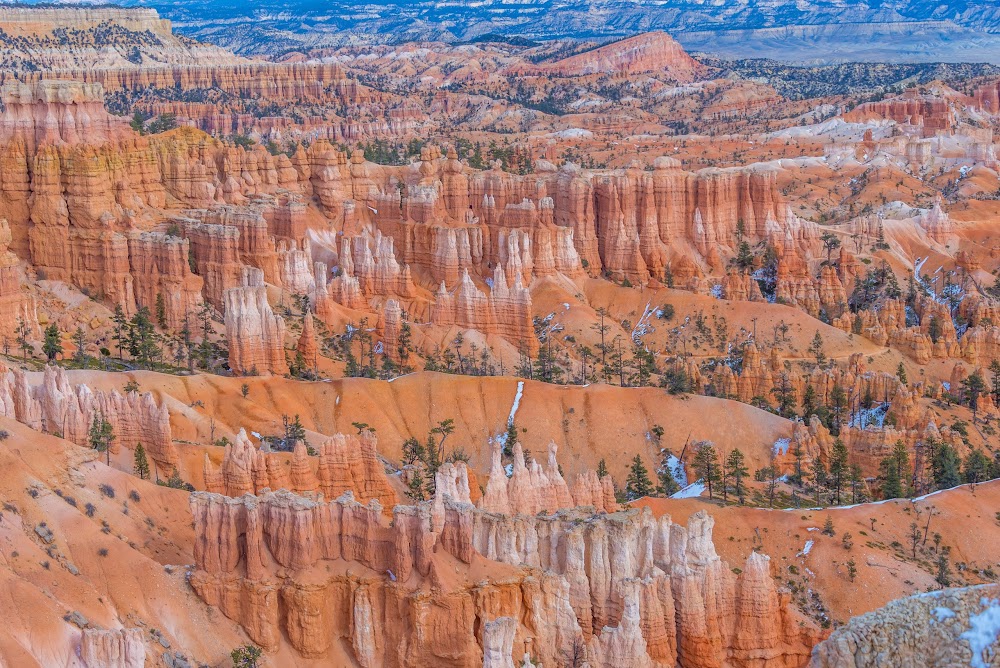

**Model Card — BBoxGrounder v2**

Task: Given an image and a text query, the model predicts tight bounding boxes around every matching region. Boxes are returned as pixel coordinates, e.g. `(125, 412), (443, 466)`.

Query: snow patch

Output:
(798, 540), (814, 557)
(849, 402), (890, 430)
(671, 481), (705, 499)
(508, 381), (524, 426)
(933, 606), (956, 621)
(960, 598), (1000, 668)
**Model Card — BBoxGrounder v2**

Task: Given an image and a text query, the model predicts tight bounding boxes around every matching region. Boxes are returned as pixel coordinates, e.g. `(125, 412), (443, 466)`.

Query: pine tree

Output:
(963, 449), (991, 485)
(811, 457), (828, 505)
(625, 455), (655, 501)
(822, 515), (836, 536)
(402, 437), (426, 465)
(407, 467), (427, 501)
(880, 454), (903, 499)
(111, 304), (129, 359)
(15, 316), (31, 361)
(931, 438), (962, 490)
(656, 449), (680, 496)
(155, 293), (168, 329)
(891, 440), (910, 495)
(73, 326), (87, 367)
(133, 442), (150, 480)
(849, 462), (864, 504)
(771, 372), (797, 418)
(801, 384), (818, 420)
(897, 362), (908, 386)
(692, 441), (722, 500)
(829, 439), (849, 505)
(88, 411), (115, 467)
(829, 383), (847, 434)
(42, 324), (62, 362)
(597, 459), (609, 478)
(961, 370), (987, 421)
(809, 331), (826, 366)
(790, 440), (805, 485)
(725, 448), (749, 503)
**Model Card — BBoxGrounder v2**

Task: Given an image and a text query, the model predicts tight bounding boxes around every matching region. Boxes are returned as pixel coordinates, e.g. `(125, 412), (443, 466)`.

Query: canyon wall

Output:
(189, 473), (823, 667)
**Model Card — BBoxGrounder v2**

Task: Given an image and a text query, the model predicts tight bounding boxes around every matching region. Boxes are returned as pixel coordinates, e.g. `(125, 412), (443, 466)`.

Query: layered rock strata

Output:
(189, 483), (822, 667)
(203, 428), (397, 508)
(0, 364), (175, 467)
(223, 267), (288, 376)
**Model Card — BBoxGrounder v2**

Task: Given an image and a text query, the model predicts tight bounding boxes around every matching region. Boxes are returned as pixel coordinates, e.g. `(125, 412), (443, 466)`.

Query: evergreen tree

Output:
(990, 359), (1000, 403)
(935, 553), (952, 587)
(656, 449), (680, 496)
(811, 457), (828, 505)
(42, 324), (62, 362)
(880, 454), (903, 499)
(133, 442), (150, 480)
(790, 440), (805, 485)
(128, 307), (159, 368)
(931, 439), (962, 489)
(829, 383), (847, 434)
(771, 372), (797, 418)
(891, 440), (910, 495)
(597, 459), (609, 478)
(401, 437), (426, 465)
(897, 362), (908, 386)
(692, 441), (722, 500)
(849, 462), (864, 504)
(155, 293), (168, 329)
(431, 418), (455, 461)
(963, 449), (991, 485)
(15, 316), (31, 360)
(88, 411), (115, 467)
(111, 304), (129, 359)
(406, 468), (426, 501)
(829, 439), (849, 505)
(809, 331), (827, 366)
(725, 448), (749, 503)
(961, 370), (987, 421)
(801, 384), (818, 420)
(73, 326), (87, 367)
(625, 455), (655, 501)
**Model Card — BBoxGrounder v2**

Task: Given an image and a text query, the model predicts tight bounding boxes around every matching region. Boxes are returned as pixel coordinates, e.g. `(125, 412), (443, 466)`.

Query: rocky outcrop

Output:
(0, 365), (175, 467)
(128, 231), (204, 329)
(480, 440), (615, 515)
(180, 221), (242, 309)
(223, 266), (288, 376)
(431, 267), (537, 354)
(811, 584), (1000, 668)
(296, 311), (319, 369)
(0, 219), (36, 335)
(190, 482), (822, 667)
(521, 31), (706, 81)
(80, 628), (146, 668)
(0, 81), (129, 152)
(204, 428), (397, 508)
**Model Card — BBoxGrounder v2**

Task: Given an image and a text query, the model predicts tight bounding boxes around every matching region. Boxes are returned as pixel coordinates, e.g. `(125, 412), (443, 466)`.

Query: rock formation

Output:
(80, 628), (146, 668)
(223, 266), (288, 376)
(480, 440), (615, 515)
(128, 231), (204, 329)
(204, 428), (397, 508)
(811, 584), (1000, 668)
(189, 480), (822, 667)
(0, 364), (175, 467)
(431, 267), (537, 354)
